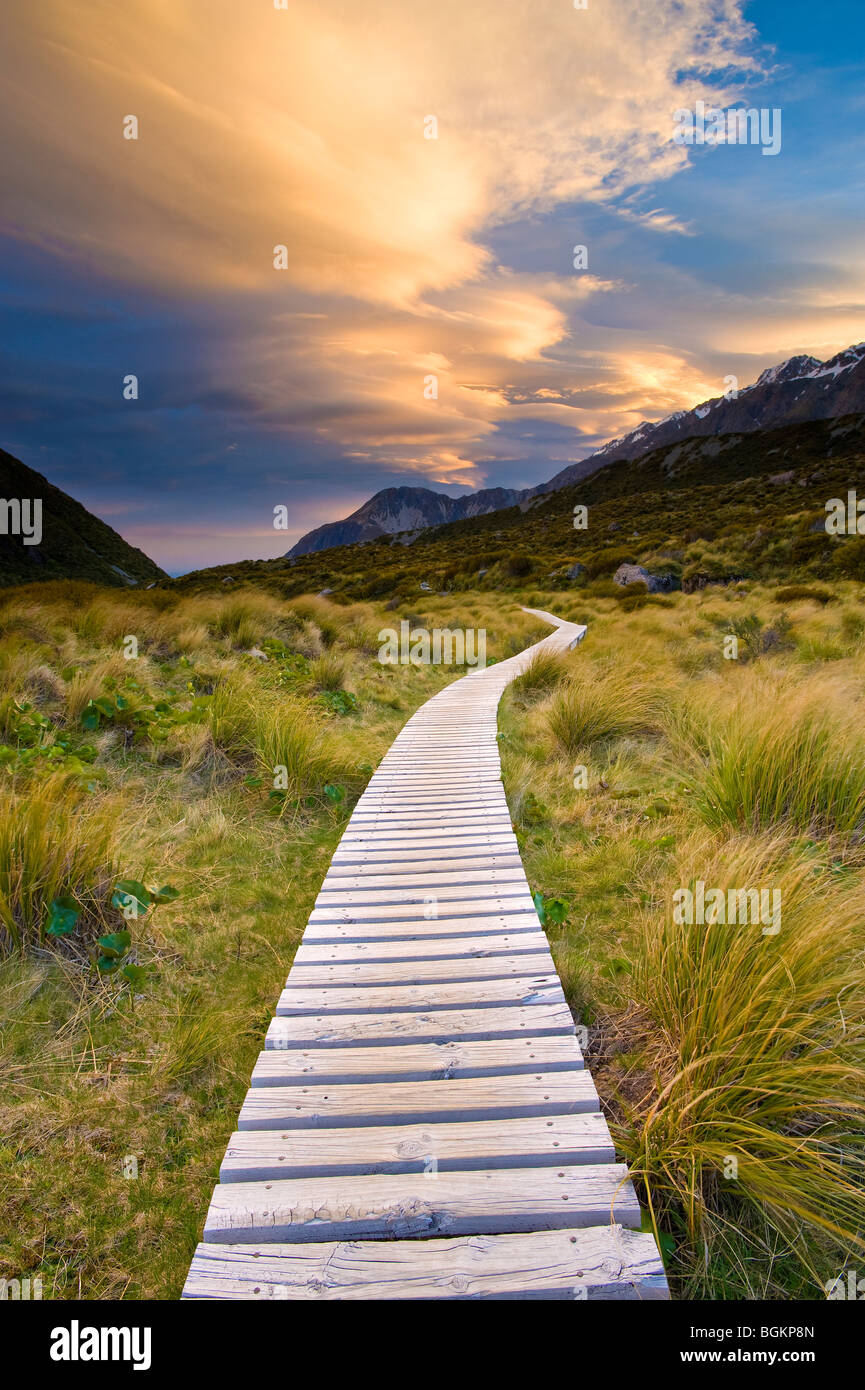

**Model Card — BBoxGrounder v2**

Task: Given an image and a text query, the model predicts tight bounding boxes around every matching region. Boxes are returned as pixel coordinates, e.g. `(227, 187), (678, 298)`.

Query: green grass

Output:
(3, 563), (865, 1302)
(499, 580), (865, 1298)
(0, 582), (546, 1298)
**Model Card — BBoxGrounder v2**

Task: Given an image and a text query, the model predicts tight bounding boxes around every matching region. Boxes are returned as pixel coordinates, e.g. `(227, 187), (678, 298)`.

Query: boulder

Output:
(613, 563), (679, 594)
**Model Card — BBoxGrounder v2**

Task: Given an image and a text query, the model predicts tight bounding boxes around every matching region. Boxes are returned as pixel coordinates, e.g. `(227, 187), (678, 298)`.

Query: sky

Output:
(1, 0), (863, 574)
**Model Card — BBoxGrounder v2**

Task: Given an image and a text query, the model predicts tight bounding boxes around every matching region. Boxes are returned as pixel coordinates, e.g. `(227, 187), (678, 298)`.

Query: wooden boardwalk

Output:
(183, 608), (669, 1300)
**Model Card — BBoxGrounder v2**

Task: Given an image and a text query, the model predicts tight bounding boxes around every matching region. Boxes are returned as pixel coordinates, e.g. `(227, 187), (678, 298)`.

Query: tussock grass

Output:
(0, 781), (120, 955)
(627, 833), (865, 1295)
(64, 656), (128, 720)
(546, 664), (662, 754)
(310, 651), (348, 692)
(253, 696), (349, 805)
(510, 648), (569, 703)
(682, 684), (865, 851)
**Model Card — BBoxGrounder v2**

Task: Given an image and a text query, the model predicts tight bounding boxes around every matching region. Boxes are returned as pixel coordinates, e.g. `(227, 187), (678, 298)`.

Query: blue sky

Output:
(1, 0), (863, 573)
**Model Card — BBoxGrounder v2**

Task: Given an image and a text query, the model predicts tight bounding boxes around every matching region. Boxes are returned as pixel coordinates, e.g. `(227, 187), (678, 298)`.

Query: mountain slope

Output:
(538, 343), (865, 490)
(287, 342), (865, 557)
(172, 412), (865, 598)
(287, 484), (520, 557)
(0, 447), (167, 589)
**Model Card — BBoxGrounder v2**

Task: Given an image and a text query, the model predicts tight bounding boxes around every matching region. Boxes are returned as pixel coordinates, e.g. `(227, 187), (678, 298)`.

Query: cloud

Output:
(0, 0), (766, 487)
(10, 0), (860, 570)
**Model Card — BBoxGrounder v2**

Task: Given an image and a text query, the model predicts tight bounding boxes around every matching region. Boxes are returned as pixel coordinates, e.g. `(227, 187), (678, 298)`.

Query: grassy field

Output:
(0, 581), (547, 1299)
(1, 572), (863, 1301)
(500, 580), (865, 1299)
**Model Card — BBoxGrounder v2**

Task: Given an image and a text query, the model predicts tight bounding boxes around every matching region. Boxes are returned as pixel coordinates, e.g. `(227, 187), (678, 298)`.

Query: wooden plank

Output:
(339, 817), (514, 839)
(237, 1070), (598, 1130)
(309, 892), (536, 920)
(250, 1036), (583, 1086)
(276, 977), (565, 1016)
(201, 1163), (639, 1243)
(331, 842), (519, 865)
(319, 867), (526, 893)
(291, 931), (550, 963)
(183, 1225), (667, 1300)
(283, 954), (555, 990)
(219, 1112), (610, 1182)
(315, 879), (529, 904)
(300, 912), (543, 942)
(265, 1001), (576, 1047)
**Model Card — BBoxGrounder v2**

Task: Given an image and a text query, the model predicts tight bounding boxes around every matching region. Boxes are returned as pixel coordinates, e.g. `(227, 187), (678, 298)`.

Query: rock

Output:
(317, 588), (333, 596)
(385, 597), (399, 611)
(247, 647), (268, 660)
(477, 568), (488, 577)
(608, 521), (621, 532)
(682, 572), (747, 594)
(768, 470), (795, 485)
(613, 563), (679, 593)
(221, 576), (234, 584)
(564, 563), (586, 580)
(419, 581), (431, 591)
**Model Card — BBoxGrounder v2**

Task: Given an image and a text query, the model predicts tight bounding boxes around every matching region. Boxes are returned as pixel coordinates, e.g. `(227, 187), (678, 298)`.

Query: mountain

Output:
(287, 342), (865, 556)
(0, 447), (166, 589)
(539, 343), (865, 490)
(171, 411), (865, 598)
(287, 484), (520, 557)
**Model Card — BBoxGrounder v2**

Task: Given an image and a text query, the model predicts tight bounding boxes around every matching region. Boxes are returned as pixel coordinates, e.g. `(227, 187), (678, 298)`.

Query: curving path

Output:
(183, 608), (668, 1300)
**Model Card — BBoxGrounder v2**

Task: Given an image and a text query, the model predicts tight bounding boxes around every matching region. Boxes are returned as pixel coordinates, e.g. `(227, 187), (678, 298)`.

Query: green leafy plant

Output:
(532, 891), (569, 928)
(317, 688), (358, 716)
(45, 896), (81, 938)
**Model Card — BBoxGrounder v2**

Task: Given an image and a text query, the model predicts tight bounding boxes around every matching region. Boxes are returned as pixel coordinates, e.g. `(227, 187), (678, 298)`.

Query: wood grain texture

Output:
(201, 1163), (639, 1242)
(183, 1225), (667, 1300)
(265, 1001), (577, 1047)
(237, 1069), (598, 1130)
(250, 1036), (584, 1087)
(219, 1112), (609, 1182)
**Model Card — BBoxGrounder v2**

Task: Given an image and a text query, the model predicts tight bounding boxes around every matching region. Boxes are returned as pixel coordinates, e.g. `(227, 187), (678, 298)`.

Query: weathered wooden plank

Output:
(276, 977), (565, 1016)
(309, 893), (537, 922)
(183, 1225), (667, 1300)
(331, 842), (519, 866)
(201, 1163), (638, 1243)
(284, 954), (555, 990)
(237, 1069), (598, 1130)
(292, 931), (550, 964)
(336, 828), (517, 846)
(250, 1035), (583, 1086)
(319, 867), (526, 894)
(300, 912), (543, 942)
(265, 1001), (576, 1047)
(219, 1112), (610, 1182)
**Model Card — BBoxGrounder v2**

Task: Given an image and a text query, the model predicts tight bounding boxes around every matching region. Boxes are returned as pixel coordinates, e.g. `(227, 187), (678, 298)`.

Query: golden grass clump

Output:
(546, 663), (663, 754)
(0, 780), (120, 955)
(627, 832), (865, 1288)
(510, 648), (569, 704)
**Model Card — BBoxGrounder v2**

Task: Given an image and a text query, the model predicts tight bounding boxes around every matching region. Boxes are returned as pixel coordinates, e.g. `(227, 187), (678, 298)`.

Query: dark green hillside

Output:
(0, 447), (166, 589)
(170, 413), (865, 598)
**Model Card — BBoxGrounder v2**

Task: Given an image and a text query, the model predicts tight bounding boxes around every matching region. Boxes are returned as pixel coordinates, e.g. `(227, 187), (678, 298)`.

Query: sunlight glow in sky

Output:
(1, 0), (863, 572)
